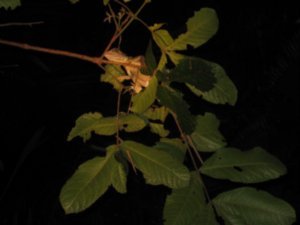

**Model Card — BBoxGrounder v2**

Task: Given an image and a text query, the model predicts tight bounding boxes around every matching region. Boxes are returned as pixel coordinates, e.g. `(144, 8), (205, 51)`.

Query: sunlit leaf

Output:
(59, 145), (127, 214)
(164, 172), (219, 225)
(68, 113), (147, 142)
(100, 64), (124, 91)
(157, 86), (196, 134)
(158, 53), (168, 70)
(120, 113), (148, 132)
(0, 0), (21, 10)
(149, 23), (165, 32)
(121, 141), (190, 188)
(143, 106), (169, 122)
(168, 8), (219, 51)
(131, 75), (158, 113)
(190, 113), (226, 152)
(154, 138), (186, 162)
(149, 123), (169, 137)
(167, 51), (184, 65)
(152, 29), (174, 50)
(186, 59), (238, 105)
(213, 187), (296, 225)
(200, 147), (287, 183)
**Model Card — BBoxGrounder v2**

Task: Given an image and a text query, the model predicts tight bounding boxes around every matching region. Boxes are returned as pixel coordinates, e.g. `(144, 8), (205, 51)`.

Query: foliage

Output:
(1, 0), (296, 224)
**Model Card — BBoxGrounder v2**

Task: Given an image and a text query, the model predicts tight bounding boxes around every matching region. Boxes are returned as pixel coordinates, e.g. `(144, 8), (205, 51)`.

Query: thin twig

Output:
(108, 3), (119, 31)
(115, 0), (149, 29)
(116, 89), (122, 146)
(0, 21), (44, 27)
(186, 135), (204, 164)
(171, 111), (212, 204)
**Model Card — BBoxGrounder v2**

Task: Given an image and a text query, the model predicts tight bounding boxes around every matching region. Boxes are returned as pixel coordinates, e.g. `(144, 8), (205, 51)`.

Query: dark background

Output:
(0, 0), (299, 224)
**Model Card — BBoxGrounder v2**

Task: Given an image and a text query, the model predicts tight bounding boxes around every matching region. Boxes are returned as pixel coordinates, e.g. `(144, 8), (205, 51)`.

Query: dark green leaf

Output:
(164, 172), (219, 225)
(166, 57), (217, 92)
(121, 141), (190, 188)
(157, 86), (196, 134)
(143, 40), (157, 75)
(186, 59), (238, 105)
(213, 187), (296, 225)
(200, 147), (287, 183)
(154, 138), (186, 162)
(190, 113), (226, 152)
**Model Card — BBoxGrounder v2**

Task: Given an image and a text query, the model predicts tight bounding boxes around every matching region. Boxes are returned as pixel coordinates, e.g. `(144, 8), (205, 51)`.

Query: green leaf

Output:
(59, 145), (127, 214)
(121, 141), (190, 188)
(0, 0), (21, 10)
(213, 187), (296, 225)
(149, 123), (169, 137)
(67, 112), (104, 142)
(143, 106), (169, 122)
(131, 75), (158, 113)
(157, 86), (196, 134)
(164, 172), (219, 225)
(200, 147), (287, 183)
(100, 64), (124, 91)
(154, 138), (186, 162)
(167, 51), (184, 65)
(152, 29), (174, 50)
(168, 8), (219, 51)
(103, 0), (110, 5)
(190, 113), (226, 152)
(143, 40), (157, 75)
(165, 57), (217, 92)
(149, 23), (165, 32)
(158, 53), (168, 70)
(120, 113), (148, 132)
(186, 59), (238, 105)
(68, 113), (147, 142)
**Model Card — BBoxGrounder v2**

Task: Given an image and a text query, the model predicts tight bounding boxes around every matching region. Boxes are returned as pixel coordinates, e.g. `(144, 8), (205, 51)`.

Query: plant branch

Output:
(0, 38), (143, 70)
(0, 21), (44, 27)
(170, 111), (212, 204)
(0, 38), (101, 64)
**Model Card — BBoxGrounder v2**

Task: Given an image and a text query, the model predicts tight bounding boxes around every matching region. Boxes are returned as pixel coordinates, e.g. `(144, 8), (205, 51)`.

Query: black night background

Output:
(0, 0), (299, 224)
